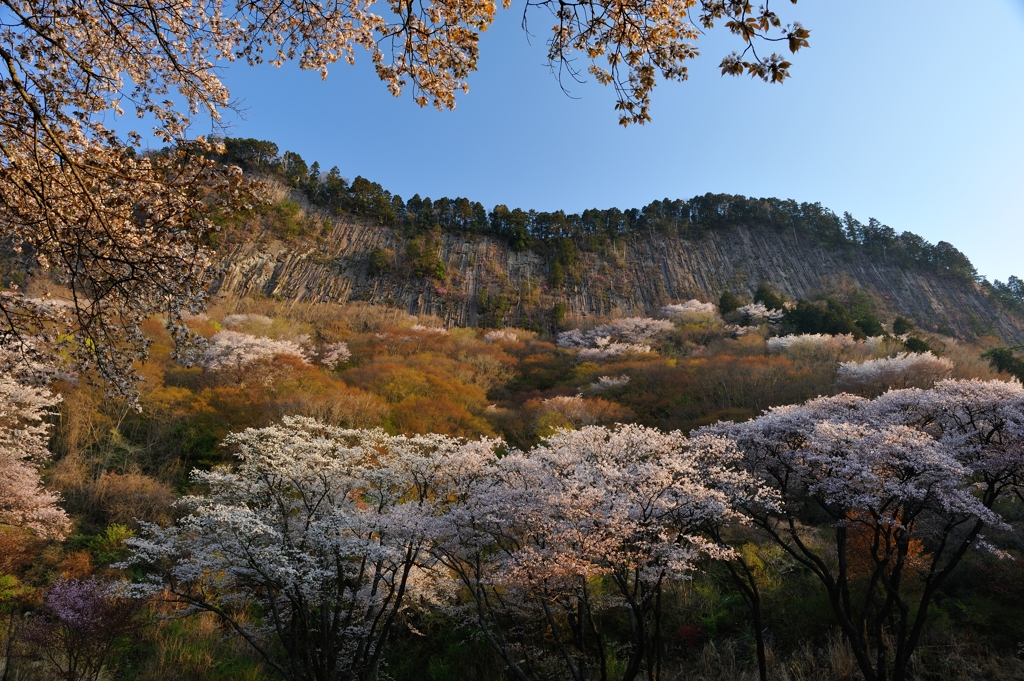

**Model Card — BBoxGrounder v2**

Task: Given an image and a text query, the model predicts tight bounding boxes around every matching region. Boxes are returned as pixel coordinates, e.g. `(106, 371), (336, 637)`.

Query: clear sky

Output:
(195, 0), (1024, 282)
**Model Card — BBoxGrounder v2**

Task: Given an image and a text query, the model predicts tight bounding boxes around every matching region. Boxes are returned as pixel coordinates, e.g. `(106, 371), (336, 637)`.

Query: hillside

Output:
(212, 180), (1024, 343)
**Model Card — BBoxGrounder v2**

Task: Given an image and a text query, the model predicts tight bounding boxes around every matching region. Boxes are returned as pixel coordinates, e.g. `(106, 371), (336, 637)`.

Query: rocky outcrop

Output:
(214, 214), (1024, 342)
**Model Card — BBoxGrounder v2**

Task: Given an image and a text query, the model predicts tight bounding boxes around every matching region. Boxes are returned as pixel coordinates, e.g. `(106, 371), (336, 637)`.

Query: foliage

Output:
(783, 299), (864, 338)
(982, 346), (1024, 383)
(406, 238), (448, 281)
(892, 316), (914, 335)
(902, 336), (931, 353)
(718, 291), (741, 314)
(753, 283), (786, 311)
(368, 248), (395, 276)
(986, 276), (1024, 317)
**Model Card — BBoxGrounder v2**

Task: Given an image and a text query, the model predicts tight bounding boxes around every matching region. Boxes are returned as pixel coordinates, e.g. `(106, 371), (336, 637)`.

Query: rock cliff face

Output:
(214, 213), (1024, 343)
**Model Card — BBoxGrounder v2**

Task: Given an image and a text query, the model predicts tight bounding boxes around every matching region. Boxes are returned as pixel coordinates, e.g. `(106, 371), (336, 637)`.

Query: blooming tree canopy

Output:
(837, 351), (953, 392)
(198, 330), (309, 376)
(660, 300), (719, 324)
(735, 303), (785, 325)
(558, 318), (670, 361)
(701, 380), (1024, 681)
(428, 424), (763, 681)
(0, 374), (69, 539)
(126, 417), (501, 681)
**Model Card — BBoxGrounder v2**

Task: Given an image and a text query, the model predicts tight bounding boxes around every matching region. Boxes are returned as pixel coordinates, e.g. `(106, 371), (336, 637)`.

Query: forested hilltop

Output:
(208, 138), (1024, 342)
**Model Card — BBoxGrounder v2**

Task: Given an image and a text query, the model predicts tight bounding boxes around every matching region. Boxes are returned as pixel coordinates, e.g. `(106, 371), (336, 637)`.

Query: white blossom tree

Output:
(660, 300), (720, 324)
(0, 374), (70, 539)
(428, 424), (760, 681)
(735, 303), (785, 325)
(701, 380), (1024, 681)
(319, 342), (352, 369)
(199, 331), (309, 372)
(126, 417), (501, 681)
(837, 351), (953, 393)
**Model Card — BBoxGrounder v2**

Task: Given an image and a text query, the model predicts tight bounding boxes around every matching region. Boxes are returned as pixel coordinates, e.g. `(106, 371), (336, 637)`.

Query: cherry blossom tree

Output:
(837, 352), (953, 393)
(587, 374), (631, 392)
(428, 424), (761, 681)
(767, 332), (860, 354)
(702, 380), (1024, 681)
(484, 329), (518, 343)
(20, 577), (143, 681)
(319, 341), (352, 369)
(125, 417), (501, 681)
(735, 303), (785, 325)
(197, 330), (310, 385)
(0, 373), (70, 539)
(660, 300), (719, 324)
(557, 318), (669, 362)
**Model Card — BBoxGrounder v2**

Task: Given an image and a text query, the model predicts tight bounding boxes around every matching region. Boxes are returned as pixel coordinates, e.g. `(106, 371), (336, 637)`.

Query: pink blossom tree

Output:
(428, 424), (758, 681)
(0, 374), (70, 539)
(702, 380), (1024, 681)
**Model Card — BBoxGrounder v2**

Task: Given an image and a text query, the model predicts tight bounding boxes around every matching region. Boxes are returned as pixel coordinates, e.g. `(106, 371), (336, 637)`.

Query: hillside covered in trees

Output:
(3, 140), (1024, 681)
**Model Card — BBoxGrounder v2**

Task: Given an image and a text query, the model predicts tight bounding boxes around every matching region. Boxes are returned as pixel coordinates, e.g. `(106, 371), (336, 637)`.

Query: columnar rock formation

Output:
(215, 213), (1023, 342)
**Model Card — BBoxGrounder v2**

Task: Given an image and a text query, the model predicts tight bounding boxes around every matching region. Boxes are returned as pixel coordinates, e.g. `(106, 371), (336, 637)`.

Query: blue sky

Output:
(193, 0), (1024, 282)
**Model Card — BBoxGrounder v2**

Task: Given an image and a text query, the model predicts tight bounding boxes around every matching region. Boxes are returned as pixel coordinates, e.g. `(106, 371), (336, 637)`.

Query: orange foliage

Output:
(844, 511), (929, 579)
(391, 396), (494, 437)
(0, 528), (44, 576)
(57, 551), (94, 579)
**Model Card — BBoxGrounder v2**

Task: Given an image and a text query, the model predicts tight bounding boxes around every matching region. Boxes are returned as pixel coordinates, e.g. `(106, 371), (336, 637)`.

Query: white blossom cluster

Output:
(483, 329), (518, 343)
(557, 317), (673, 348)
(736, 303), (785, 324)
(698, 378), (1024, 680)
(410, 324), (447, 334)
(577, 340), (653, 361)
(198, 331), (309, 372)
(536, 394), (601, 427)
(588, 374), (631, 391)
(0, 374), (70, 538)
(319, 342), (352, 368)
(838, 352), (953, 389)
(661, 300), (720, 323)
(222, 314), (272, 328)
(128, 420), (756, 681)
(767, 333), (859, 352)
(557, 317), (670, 361)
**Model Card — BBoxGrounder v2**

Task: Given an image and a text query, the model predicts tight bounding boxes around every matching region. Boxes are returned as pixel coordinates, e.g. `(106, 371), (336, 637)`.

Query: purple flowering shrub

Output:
(21, 578), (142, 681)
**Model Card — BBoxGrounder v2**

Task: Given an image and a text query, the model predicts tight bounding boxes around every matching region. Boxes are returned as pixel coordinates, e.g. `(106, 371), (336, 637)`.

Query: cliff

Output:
(214, 209), (1024, 343)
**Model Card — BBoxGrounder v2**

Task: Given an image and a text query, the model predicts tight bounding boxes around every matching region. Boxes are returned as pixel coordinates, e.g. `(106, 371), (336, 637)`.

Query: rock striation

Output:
(214, 213), (1024, 343)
